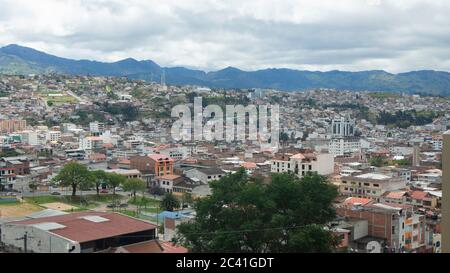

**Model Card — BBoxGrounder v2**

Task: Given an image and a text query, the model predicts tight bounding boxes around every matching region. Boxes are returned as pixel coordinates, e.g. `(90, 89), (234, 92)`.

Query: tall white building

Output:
(19, 130), (38, 146)
(89, 122), (105, 133)
(331, 116), (356, 137)
(329, 137), (361, 157)
(46, 131), (61, 143)
(270, 152), (334, 178)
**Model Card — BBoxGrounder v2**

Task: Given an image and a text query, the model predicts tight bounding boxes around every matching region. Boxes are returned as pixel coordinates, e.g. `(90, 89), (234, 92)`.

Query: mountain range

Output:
(1, 44), (450, 96)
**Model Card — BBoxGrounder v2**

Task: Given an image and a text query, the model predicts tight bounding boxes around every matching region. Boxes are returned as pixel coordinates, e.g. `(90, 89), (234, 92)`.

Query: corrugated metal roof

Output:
(32, 222), (66, 231)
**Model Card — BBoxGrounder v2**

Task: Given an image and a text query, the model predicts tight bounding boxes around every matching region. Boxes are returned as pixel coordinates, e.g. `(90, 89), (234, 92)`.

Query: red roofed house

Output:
(0, 212), (157, 253)
(409, 190), (437, 210)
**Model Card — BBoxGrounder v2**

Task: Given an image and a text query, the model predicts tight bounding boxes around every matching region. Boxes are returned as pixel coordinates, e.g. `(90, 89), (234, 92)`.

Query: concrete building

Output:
(0, 212), (157, 253)
(329, 137), (362, 157)
(89, 122), (105, 133)
(79, 136), (103, 151)
(337, 202), (426, 252)
(331, 116), (355, 137)
(154, 175), (184, 193)
(130, 154), (174, 177)
(46, 131), (61, 143)
(0, 166), (15, 191)
(270, 152), (334, 178)
(105, 169), (142, 180)
(19, 130), (38, 146)
(0, 119), (27, 134)
(184, 168), (226, 184)
(340, 173), (407, 201)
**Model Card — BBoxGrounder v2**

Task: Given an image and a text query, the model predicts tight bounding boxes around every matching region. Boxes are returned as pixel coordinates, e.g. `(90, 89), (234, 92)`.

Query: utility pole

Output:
(16, 231), (33, 253)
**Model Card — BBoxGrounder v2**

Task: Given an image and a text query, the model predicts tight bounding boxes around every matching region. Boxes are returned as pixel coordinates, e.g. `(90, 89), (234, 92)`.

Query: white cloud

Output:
(0, 0), (449, 72)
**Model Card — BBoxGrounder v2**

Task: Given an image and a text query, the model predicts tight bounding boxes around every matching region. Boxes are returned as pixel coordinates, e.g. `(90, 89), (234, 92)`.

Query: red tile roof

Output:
(410, 191), (429, 200)
(385, 191), (408, 199)
(12, 212), (156, 243)
(343, 197), (372, 206)
(112, 240), (188, 253)
(148, 154), (174, 162)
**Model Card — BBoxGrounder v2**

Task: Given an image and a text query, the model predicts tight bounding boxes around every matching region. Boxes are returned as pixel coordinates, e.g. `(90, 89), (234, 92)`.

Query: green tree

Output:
(161, 193), (181, 212)
(52, 162), (93, 197)
(369, 156), (387, 167)
(91, 170), (108, 197)
(123, 178), (146, 202)
(105, 173), (125, 196)
(181, 193), (194, 208)
(175, 169), (338, 253)
(29, 183), (38, 192)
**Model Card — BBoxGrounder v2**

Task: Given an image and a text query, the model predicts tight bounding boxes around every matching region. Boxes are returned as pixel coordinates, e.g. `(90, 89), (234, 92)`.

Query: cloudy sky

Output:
(0, 0), (449, 72)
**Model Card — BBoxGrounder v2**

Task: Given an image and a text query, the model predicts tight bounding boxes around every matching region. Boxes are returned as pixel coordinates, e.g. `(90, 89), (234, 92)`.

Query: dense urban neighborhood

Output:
(0, 73), (447, 253)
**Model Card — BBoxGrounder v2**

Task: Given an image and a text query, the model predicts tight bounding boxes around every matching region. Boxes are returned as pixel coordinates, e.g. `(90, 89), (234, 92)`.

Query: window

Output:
(364, 183), (370, 186)
(392, 226), (395, 235)
(309, 165), (312, 170)
(373, 184), (380, 188)
(208, 176), (212, 179)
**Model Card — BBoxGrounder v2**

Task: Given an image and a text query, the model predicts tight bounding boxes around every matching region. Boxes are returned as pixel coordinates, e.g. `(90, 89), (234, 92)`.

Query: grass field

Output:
(0, 202), (42, 218)
(46, 95), (78, 104)
(25, 194), (126, 212)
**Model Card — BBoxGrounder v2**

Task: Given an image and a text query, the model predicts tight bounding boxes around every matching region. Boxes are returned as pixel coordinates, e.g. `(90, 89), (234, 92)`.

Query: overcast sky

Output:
(0, 0), (449, 72)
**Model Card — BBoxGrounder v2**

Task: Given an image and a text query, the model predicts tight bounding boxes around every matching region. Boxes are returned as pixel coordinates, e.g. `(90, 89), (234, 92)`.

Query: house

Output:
(337, 202), (427, 252)
(184, 168), (226, 184)
(0, 212), (157, 253)
(339, 173), (407, 201)
(105, 169), (141, 180)
(130, 154), (174, 176)
(270, 152), (334, 178)
(154, 175), (184, 193)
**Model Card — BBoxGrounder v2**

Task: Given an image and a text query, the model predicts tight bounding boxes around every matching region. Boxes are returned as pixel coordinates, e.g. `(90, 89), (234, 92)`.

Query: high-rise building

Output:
(0, 119), (27, 133)
(331, 116), (355, 137)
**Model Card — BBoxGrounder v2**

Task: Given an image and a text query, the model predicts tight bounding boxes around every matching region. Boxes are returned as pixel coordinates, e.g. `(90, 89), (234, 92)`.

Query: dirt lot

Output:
(41, 202), (78, 211)
(0, 202), (43, 218)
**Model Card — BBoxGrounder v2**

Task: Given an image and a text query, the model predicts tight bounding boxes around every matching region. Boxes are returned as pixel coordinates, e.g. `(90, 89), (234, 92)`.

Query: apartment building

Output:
(339, 173), (407, 201)
(79, 136), (104, 151)
(130, 154), (174, 177)
(337, 201), (426, 252)
(0, 119), (27, 134)
(329, 137), (362, 157)
(270, 152), (334, 178)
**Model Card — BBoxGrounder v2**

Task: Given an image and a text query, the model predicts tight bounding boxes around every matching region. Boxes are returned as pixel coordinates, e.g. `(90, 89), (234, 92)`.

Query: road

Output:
(19, 189), (163, 200)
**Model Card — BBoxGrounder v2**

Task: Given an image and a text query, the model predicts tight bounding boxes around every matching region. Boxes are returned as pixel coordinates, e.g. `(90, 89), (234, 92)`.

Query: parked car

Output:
(51, 192), (61, 196)
(115, 187), (124, 192)
(100, 189), (109, 194)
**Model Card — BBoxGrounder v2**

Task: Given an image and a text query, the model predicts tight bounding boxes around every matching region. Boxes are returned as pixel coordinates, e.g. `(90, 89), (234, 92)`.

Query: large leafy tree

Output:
(91, 170), (108, 197)
(123, 178), (146, 202)
(105, 173), (125, 196)
(161, 193), (181, 212)
(175, 169), (339, 253)
(52, 162), (93, 197)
